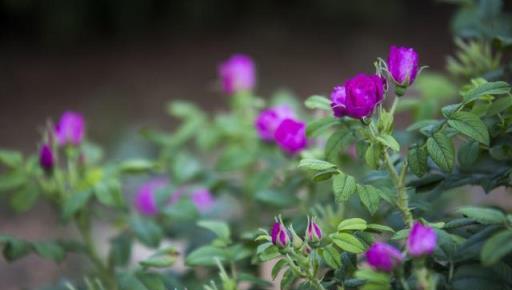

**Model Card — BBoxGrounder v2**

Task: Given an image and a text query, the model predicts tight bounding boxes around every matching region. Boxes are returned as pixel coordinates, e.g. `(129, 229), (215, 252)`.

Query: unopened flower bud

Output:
(305, 216), (322, 243)
(271, 218), (289, 248)
(387, 45), (419, 88)
(39, 144), (54, 172)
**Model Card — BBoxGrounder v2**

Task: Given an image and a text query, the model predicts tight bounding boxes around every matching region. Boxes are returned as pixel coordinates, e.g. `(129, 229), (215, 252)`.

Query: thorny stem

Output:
(380, 96), (414, 227)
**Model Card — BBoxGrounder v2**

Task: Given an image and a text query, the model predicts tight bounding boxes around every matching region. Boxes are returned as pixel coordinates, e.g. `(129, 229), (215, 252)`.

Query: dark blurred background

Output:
(0, 0), (455, 151)
(0, 1), (456, 289)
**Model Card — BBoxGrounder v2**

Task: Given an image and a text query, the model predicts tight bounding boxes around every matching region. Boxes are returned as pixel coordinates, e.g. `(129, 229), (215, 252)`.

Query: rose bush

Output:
(0, 1), (512, 289)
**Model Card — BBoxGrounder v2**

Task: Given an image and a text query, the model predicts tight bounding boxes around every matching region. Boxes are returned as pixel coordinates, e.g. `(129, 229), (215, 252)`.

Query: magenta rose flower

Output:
(218, 54), (255, 95)
(274, 118), (307, 154)
(365, 242), (404, 272)
(255, 106), (295, 141)
(134, 179), (169, 216)
(407, 221), (437, 257)
(330, 86), (348, 118)
(344, 74), (385, 119)
(271, 218), (290, 248)
(55, 111), (85, 146)
(39, 144), (55, 172)
(387, 45), (419, 86)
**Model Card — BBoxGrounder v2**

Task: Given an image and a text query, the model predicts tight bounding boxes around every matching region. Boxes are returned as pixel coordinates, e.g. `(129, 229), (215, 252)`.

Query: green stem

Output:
(76, 212), (117, 290)
(389, 96), (399, 116)
(383, 149), (413, 226)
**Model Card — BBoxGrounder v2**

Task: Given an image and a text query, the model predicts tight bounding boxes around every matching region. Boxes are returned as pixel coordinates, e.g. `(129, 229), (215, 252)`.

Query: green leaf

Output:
(448, 112), (490, 145)
(304, 95), (331, 111)
(355, 268), (391, 290)
(364, 143), (380, 169)
(130, 215), (163, 248)
(325, 130), (351, 162)
(109, 233), (132, 267)
(135, 272), (166, 290)
(331, 233), (366, 253)
(427, 132), (455, 172)
(186, 245), (227, 266)
(408, 145), (428, 177)
(62, 190), (93, 219)
(280, 268), (297, 290)
(197, 220), (230, 241)
(367, 224), (395, 233)
(118, 272), (148, 290)
(298, 158), (336, 171)
(33, 241), (65, 262)
(0, 150), (22, 167)
(306, 117), (338, 137)
(271, 259), (288, 280)
(488, 94), (512, 116)
(0, 236), (32, 262)
(320, 244), (341, 269)
(458, 141), (480, 167)
(332, 173), (356, 202)
(462, 81), (511, 102)
(10, 183), (39, 213)
(312, 168), (338, 182)
(357, 185), (381, 215)
(481, 230), (512, 265)
(119, 159), (155, 174)
(337, 218), (367, 231)
(140, 255), (176, 268)
(173, 152), (201, 183)
(376, 134), (400, 152)
(0, 171), (26, 192)
(458, 207), (506, 225)
(257, 244), (280, 262)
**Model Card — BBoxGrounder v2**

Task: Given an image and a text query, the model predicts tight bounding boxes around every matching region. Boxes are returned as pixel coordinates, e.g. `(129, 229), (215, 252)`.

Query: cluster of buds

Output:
(330, 45), (420, 120)
(270, 216), (323, 249)
(38, 111), (85, 173)
(365, 221), (437, 272)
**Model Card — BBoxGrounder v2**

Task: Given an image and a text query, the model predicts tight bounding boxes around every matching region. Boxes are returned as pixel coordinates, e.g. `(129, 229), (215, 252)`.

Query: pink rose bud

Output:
(255, 106), (295, 141)
(407, 221), (437, 257)
(344, 74), (385, 119)
(134, 179), (168, 216)
(39, 144), (55, 172)
(365, 242), (404, 272)
(330, 85), (348, 118)
(191, 188), (214, 213)
(305, 216), (322, 243)
(218, 54), (256, 95)
(387, 45), (419, 87)
(271, 218), (290, 248)
(55, 111), (85, 146)
(274, 118), (307, 154)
